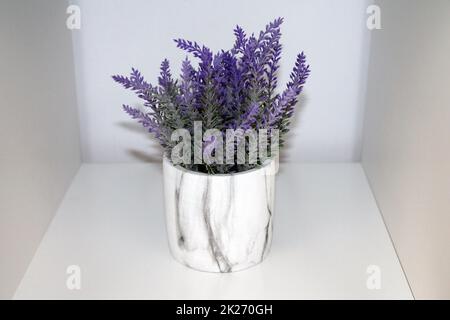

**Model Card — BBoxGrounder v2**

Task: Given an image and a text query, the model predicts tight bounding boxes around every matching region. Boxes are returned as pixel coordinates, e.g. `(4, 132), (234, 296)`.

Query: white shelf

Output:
(14, 163), (412, 299)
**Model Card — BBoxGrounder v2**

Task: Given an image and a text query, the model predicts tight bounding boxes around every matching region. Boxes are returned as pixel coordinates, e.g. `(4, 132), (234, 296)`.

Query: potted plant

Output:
(113, 18), (310, 272)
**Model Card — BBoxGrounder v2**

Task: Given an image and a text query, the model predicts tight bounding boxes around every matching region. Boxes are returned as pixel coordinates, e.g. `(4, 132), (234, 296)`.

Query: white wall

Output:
(0, 0), (81, 299)
(72, 0), (371, 163)
(362, 0), (450, 299)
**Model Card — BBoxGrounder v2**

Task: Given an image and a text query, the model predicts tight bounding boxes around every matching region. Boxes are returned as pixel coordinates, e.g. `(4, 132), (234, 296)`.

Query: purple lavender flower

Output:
(122, 105), (163, 143)
(112, 68), (151, 100)
(158, 59), (173, 91)
(267, 52), (310, 132)
(113, 18), (310, 173)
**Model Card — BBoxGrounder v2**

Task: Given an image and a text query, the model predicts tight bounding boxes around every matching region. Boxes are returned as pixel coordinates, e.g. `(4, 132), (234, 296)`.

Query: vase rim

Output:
(163, 153), (277, 177)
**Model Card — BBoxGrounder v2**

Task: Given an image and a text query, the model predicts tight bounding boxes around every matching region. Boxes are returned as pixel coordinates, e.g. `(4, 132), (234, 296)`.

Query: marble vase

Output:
(162, 156), (277, 273)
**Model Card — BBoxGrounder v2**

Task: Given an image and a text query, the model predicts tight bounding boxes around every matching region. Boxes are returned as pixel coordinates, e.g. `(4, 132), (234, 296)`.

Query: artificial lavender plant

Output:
(113, 18), (310, 173)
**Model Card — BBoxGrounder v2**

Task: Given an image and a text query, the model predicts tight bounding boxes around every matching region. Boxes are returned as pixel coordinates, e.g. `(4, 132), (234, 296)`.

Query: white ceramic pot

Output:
(162, 156), (277, 272)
